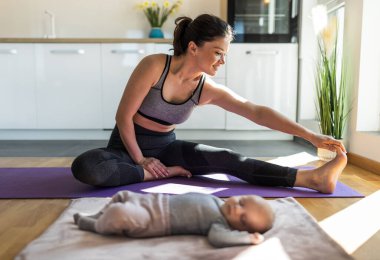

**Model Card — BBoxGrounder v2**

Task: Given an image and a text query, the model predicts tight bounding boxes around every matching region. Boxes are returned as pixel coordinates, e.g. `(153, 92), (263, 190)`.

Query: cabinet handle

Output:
(50, 49), (85, 54)
(245, 50), (278, 55)
(0, 49), (18, 54)
(110, 49), (145, 54)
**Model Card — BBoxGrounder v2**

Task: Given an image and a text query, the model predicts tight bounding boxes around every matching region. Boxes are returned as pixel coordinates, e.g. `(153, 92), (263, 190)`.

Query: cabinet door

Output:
(101, 43), (155, 129)
(226, 44), (298, 130)
(154, 43), (173, 55)
(35, 44), (102, 129)
(0, 44), (37, 128)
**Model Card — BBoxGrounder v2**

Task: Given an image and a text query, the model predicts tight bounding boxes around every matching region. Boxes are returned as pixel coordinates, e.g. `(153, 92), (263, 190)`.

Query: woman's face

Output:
(193, 36), (231, 76)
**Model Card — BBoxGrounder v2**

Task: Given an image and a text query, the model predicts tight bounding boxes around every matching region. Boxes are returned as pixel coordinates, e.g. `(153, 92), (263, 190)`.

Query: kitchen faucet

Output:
(44, 10), (56, 38)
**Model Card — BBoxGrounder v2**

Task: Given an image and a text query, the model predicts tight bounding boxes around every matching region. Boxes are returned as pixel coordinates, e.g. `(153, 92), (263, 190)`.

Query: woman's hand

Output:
(138, 157), (169, 178)
(309, 133), (347, 153)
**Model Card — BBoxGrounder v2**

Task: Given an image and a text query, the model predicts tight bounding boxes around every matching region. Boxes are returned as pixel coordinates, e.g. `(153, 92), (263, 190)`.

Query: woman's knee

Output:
(71, 148), (115, 186)
(71, 148), (144, 187)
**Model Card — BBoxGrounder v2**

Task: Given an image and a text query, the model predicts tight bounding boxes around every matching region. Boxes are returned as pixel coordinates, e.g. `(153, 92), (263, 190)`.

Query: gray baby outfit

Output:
(75, 191), (252, 248)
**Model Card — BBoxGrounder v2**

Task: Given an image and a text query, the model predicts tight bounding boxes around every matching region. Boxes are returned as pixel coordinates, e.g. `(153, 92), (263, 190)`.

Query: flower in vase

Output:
(137, 0), (183, 28)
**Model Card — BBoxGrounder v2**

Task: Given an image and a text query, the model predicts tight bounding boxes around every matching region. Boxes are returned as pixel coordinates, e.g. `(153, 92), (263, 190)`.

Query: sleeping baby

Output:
(74, 191), (274, 248)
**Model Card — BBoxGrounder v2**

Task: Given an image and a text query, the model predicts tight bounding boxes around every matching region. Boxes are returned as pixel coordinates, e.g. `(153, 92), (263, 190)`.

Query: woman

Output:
(72, 14), (347, 194)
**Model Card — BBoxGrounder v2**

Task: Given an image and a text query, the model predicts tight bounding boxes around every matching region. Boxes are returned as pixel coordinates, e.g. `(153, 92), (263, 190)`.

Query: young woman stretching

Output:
(72, 14), (347, 194)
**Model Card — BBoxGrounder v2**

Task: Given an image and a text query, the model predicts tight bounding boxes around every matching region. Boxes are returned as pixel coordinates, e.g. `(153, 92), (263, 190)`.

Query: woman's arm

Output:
(115, 54), (169, 177)
(200, 79), (346, 152)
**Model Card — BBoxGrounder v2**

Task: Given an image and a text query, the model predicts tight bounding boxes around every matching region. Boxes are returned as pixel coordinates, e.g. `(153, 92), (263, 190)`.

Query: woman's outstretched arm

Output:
(200, 78), (345, 152)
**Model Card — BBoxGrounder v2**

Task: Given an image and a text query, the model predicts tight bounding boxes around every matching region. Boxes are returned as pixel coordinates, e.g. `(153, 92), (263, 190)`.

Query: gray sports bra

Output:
(138, 55), (205, 126)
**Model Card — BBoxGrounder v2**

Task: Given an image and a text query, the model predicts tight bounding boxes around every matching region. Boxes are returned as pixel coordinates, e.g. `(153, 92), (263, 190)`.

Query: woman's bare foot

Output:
(144, 166), (191, 181)
(295, 147), (347, 193)
(167, 166), (192, 178)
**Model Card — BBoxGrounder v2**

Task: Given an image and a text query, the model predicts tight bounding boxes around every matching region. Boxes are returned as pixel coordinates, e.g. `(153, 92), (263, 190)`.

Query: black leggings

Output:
(71, 124), (298, 187)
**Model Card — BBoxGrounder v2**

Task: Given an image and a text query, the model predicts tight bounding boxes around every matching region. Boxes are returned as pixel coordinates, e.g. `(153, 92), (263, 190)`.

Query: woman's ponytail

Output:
(173, 16), (193, 56)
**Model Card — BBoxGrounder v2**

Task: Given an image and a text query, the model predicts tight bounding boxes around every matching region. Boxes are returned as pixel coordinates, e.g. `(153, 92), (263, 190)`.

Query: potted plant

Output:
(137, 0), (183, 38)
(312, 6), (350, 161)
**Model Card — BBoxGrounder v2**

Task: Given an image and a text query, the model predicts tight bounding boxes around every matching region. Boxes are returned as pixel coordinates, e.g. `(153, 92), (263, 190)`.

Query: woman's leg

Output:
(157, 140), (347, 193)
(71, 147), (144, 186)
(157, 140), (296, 186)
(71, 124), (192, 186)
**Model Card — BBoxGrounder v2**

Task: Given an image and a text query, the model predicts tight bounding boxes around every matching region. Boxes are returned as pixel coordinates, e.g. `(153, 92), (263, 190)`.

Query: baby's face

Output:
(220, 195), (274, 233)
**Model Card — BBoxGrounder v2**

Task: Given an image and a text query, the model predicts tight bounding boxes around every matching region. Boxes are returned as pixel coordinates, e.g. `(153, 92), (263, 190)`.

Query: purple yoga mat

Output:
(0, 167), (363, 198)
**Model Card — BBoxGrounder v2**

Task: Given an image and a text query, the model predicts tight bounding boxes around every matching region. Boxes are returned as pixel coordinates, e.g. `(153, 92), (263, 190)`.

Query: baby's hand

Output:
(250, 232), (264, 245)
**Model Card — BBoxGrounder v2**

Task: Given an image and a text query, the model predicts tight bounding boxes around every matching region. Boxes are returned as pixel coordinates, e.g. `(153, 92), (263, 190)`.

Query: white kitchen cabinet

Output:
(0, 44), (37, 128)
(35, 44), (102, 129)
(101, 43), (155, 129)
(226, 43), (298, 130)
(1, 42), (298, 134)
(154, 43), (174, 55)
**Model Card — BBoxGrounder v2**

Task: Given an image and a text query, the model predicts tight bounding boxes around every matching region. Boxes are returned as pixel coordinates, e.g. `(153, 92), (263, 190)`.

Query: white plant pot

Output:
(317, 139), (344, 161)
(317, 148), (336, 161)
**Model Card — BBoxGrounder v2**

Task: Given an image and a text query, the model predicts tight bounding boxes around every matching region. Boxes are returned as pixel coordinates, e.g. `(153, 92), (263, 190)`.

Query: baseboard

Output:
(347, 153), (380, 176)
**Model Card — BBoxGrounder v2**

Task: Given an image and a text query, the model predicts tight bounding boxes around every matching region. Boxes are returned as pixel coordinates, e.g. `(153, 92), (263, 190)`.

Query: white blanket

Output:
(16, 197), (352, 260)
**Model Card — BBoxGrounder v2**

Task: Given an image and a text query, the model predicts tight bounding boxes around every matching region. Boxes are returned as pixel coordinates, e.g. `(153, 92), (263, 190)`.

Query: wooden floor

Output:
(0, 157), (379, 260)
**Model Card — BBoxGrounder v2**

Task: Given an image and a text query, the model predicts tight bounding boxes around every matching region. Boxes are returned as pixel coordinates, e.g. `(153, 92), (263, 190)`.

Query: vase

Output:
(317, 139), (344, 161)
(317, 148), (337, 161)
(149, 27), (164, 38)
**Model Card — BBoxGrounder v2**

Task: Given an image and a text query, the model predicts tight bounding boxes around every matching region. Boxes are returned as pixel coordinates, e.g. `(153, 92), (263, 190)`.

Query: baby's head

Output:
(220, 195), (274, 234)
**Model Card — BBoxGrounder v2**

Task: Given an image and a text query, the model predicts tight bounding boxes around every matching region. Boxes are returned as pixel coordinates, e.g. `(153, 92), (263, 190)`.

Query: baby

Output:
(74, 191), (274, 248)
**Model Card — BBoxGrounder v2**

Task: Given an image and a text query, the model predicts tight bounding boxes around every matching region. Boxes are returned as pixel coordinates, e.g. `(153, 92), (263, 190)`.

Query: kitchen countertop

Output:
(0, 38), (173, 43)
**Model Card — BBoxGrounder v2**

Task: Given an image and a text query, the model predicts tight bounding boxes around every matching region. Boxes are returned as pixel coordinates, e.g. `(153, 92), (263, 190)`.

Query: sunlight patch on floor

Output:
(232, 237), (290, 260)
(319, 190), (380, 254)
(141, 183), (227, 194)
(268, 152), (319, 167)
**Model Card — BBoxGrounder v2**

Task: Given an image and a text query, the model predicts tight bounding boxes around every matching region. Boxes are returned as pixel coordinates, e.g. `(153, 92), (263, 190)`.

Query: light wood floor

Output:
(0, 157), (379, 260)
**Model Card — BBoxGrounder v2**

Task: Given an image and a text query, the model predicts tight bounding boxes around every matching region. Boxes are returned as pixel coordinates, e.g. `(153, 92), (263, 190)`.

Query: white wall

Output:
(355, 0), (380, 131)
(0, 0), (221, 38)
(345, 0), (380, 163)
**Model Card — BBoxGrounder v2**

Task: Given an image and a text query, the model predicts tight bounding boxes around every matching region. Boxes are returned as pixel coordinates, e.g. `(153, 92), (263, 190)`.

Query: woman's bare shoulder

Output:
(140, 53), (167, 70)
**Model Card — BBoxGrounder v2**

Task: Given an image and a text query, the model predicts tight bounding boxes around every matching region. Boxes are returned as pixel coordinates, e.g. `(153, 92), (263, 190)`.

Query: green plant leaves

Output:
(315, 23), (350, 139)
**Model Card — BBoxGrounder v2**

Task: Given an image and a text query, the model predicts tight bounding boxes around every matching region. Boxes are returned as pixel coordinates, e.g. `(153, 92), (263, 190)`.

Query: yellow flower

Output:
(138, 0), (183, 27)
(143, 1), (150, 7)
(321, 16), (337, 58)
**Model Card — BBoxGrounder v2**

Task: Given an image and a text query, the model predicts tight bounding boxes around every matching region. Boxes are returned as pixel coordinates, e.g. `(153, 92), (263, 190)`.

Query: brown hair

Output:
(172, 14), (234, 56)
